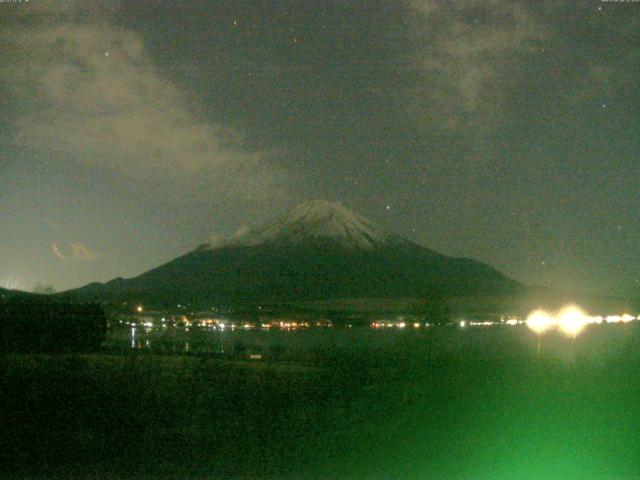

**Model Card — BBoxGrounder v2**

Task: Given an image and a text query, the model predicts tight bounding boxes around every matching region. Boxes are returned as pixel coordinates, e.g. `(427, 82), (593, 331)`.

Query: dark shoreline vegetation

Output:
(0, 297), (106, 354)
(1, 323), (640, 479)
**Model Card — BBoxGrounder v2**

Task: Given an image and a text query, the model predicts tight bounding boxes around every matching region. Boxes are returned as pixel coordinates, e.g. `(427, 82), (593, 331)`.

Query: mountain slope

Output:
(65, 200), (522, 305)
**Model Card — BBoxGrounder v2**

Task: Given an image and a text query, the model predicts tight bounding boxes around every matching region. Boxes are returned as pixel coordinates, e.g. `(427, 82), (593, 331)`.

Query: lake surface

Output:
(104, 321), (640, 363)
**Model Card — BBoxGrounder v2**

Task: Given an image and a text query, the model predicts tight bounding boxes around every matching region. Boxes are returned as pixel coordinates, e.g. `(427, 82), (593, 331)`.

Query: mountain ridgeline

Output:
(66, 201), (522, 305)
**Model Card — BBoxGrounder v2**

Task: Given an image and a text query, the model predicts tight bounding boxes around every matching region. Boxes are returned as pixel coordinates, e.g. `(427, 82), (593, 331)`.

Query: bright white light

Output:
(526, 310), (553, 334)
(470, 321), (494, 327)
(505, 318), (518, 326)
(460, 320), (466, 328)
(558, 305), (589, 338)
(525, 304), (600, 338)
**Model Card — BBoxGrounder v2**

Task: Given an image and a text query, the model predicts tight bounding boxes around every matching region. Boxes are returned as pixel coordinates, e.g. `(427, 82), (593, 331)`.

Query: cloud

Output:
(8, 0), (118, 18)
(407, 0), (549, 131)
(52, 243), (67, 262)
(207, 226), (252, 249)
(52, 241), (99, 262)
(69, 242), (99, 261)
(0, 0), (286, 202)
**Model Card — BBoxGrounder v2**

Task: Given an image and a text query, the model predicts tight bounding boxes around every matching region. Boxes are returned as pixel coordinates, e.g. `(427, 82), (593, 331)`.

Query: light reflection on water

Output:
(105, 322), (640, 362)
(108, 325), (426, 356)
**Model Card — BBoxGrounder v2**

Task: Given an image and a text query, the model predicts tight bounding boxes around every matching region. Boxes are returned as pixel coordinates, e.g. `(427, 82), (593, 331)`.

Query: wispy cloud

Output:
(52, 241), (98, 262)
(52, 243), (67, 262)
(408, 0), (549, 131)
(0, 0), (287, 203)
(69, 242), (99, 262)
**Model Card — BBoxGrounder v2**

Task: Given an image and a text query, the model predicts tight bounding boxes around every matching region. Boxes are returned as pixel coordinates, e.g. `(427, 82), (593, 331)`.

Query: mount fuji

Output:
(66, 200), (521, 305)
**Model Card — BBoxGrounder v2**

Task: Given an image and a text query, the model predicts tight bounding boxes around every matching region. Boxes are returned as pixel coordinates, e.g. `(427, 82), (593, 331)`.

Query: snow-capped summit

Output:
(211, 200), (394, 250)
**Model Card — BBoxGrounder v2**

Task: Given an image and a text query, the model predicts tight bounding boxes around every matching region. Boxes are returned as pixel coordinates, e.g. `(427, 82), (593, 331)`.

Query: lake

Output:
(104, 321), (640, 364)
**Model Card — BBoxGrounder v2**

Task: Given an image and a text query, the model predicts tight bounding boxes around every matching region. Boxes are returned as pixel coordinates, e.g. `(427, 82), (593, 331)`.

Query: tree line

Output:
(0, 296), (107, 353)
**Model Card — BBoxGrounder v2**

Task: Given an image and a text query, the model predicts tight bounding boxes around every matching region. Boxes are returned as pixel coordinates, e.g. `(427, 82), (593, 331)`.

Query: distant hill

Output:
(0, 287), (39, 303)
(62, 200), (522, 307)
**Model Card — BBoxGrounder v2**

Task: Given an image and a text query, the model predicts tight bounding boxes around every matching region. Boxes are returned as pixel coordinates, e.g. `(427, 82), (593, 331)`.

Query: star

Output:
(385, 205), (391, 211)
(104, 52), (109, 57)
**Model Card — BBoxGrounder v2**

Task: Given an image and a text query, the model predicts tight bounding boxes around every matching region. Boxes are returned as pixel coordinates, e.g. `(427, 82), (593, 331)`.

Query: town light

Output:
(526, 309), (553, 335)
(558, 305), (588, 338)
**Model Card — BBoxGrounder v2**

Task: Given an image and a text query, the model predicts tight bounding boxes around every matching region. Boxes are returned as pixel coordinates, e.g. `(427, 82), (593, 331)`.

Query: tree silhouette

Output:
(32, 284), (56, 295)
(0, 297), (107, 353)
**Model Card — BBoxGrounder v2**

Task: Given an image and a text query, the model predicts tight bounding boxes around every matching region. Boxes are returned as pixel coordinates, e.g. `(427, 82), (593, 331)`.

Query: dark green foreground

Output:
(1, 326), (640, 479)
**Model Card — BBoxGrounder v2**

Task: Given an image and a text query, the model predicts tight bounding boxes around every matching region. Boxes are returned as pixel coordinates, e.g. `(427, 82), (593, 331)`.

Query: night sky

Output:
(1, 0), (638, 295)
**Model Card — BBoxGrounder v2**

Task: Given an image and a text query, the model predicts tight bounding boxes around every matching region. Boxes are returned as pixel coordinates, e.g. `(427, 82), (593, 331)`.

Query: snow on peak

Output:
(209, 200), (393, 250)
